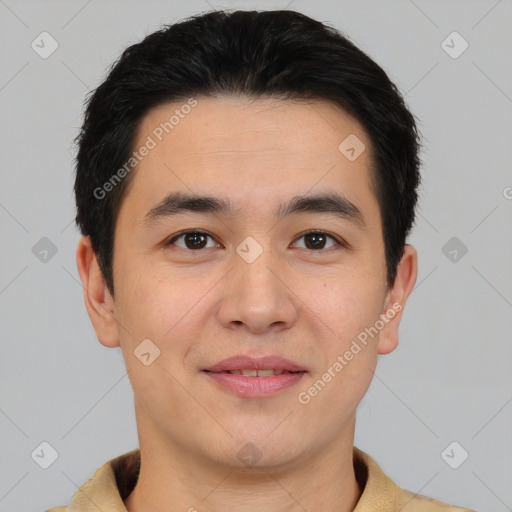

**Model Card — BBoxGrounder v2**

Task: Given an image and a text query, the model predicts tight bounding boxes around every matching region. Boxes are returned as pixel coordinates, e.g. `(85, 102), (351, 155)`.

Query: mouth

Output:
(202, 355), (307, 397)
(205, 369), (301, 377)
(203, 354), (307, 373)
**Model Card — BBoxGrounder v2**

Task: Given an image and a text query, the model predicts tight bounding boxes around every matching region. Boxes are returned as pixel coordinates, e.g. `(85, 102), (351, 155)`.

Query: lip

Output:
(204, 371), (306, 397)
(204, 355), (306, 373)
(202, 355), (307, 398)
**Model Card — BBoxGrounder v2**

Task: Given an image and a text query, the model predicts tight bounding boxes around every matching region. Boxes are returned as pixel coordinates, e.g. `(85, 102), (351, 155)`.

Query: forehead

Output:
(136, 95), (369, 156)
(121, 95), (378, 224)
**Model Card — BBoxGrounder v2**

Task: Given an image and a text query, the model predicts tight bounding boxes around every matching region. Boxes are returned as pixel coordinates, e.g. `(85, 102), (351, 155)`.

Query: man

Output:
(47, 9), (476, 512)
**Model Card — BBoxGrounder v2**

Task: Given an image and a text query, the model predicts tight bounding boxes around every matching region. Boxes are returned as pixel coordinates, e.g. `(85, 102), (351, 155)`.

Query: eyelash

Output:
(164, 229), (346, 251)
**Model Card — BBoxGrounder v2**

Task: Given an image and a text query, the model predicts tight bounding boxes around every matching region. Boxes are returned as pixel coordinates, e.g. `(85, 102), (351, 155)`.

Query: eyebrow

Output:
(142, 191), (365, 229)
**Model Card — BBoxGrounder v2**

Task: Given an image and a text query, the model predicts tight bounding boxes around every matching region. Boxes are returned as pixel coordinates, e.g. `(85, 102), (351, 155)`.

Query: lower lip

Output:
(203, 371), (306, 397)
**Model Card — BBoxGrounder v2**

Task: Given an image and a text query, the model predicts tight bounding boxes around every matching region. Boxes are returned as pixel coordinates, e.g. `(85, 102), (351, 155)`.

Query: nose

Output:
(217, 244), (299, 335)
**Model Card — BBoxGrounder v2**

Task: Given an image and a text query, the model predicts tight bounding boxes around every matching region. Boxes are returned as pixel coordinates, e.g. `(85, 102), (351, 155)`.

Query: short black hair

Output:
(74, 9), (422, 296)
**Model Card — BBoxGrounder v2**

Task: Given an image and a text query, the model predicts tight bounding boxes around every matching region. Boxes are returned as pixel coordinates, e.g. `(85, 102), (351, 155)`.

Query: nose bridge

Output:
(218, 235), (297, 333)
(235, 234), (280, 300)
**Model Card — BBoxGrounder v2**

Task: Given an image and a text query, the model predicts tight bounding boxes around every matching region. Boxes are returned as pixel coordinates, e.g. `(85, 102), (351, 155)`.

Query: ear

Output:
(377, 244), (418, 355)
(76, 236), (120, 348)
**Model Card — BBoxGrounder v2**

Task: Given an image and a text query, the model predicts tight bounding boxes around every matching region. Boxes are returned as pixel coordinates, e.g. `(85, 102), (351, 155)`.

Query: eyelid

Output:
(291, 229), (347, 249)
(165, 229), (220, 248)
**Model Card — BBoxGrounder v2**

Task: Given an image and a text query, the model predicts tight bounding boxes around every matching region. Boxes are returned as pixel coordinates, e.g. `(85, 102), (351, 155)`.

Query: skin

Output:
(76, 96), (417, 512)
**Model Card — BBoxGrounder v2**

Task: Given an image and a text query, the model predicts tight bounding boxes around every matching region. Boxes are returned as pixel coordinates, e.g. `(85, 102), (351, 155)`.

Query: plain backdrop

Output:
(0, 1), (511, 511)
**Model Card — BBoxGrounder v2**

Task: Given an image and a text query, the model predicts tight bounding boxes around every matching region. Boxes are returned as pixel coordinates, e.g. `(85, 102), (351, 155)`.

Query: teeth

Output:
(226, 369), (287, 377)
(257, 369), (276, 377)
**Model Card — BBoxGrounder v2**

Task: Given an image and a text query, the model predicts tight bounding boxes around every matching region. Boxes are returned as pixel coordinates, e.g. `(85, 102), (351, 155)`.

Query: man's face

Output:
(105, 96), (399, 468)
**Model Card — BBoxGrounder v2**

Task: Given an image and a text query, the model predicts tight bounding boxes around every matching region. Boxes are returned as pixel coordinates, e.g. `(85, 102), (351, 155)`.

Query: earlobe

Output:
(76, 236), (120, 348)
(377, 244), (418, 355)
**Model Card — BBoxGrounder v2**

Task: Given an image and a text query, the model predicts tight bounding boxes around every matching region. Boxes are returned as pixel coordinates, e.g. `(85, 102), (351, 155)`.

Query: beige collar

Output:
(46, 446), (471, 512)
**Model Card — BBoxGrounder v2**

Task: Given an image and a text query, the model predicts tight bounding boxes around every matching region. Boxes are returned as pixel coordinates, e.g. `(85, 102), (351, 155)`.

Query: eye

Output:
(165, 230), (219, 250)
(164, 229), (344, 252)
(292, 230), (342, 250)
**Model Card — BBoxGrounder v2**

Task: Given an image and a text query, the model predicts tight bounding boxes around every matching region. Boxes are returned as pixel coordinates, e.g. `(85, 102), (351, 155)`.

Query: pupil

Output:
(306, 233), (325, 249)
(186, 232), (206, 249)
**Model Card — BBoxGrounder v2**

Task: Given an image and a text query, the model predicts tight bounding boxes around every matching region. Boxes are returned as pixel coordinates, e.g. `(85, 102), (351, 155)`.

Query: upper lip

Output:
(203, 355), (307, 373)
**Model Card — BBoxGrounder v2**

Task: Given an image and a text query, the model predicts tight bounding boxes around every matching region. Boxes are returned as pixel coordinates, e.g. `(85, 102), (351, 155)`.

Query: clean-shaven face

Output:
(110, 96), (395, 470)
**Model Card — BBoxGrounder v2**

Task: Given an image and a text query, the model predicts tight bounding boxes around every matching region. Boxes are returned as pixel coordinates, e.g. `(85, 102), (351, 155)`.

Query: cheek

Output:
(113, 263), (177, 351)
(306, 272), (386, 336)
(115, 263), (218, 370)
(299, 286), (382, 414)
(303, 274), (385, 401)
(115, 270), (199, 403)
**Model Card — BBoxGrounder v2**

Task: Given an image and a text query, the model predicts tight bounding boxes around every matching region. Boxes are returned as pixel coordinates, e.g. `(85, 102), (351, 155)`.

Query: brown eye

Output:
(293, 231), (340, 250)
(166, 231), (218, 250)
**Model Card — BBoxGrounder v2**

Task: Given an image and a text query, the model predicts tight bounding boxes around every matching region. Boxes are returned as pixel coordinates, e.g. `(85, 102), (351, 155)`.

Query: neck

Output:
(125, 410), (362, 512)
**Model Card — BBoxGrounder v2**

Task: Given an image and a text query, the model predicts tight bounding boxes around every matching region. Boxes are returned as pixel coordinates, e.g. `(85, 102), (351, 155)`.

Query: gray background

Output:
(1, 1), (511, 511)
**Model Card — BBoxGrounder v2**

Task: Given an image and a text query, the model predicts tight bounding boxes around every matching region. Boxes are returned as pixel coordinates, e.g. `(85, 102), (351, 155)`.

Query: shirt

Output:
(45, 447), (476, 511)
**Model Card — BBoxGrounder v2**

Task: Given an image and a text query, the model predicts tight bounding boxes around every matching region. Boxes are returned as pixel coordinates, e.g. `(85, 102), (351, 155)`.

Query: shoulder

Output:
(395, 485), (477, 511)
(353, 447), (477, 512)
(43, 448), (140, 512)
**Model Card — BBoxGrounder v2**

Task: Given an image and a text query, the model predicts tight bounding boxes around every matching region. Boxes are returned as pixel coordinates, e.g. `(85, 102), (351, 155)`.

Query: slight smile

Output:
(202, 355), (308, 398)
